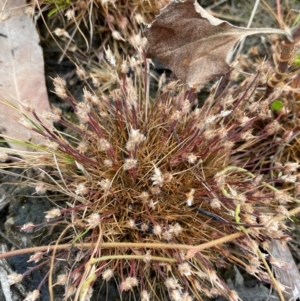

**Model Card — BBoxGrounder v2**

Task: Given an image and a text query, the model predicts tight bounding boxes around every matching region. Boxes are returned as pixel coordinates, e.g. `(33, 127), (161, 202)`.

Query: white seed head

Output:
(123, 158), (138, 170)
(240, 130), (255, 140)
(219, 110), (232, 117)
(75, 183), (89, 195)
(129, 33), (144, 50)
(137, 191), (149, 202)
(25, 6), (34, 17)
(186, 189), (195, 206)
(149, 199), (158, 209)
(283, 162), (299, 174)
(99, 138), (111, 151)
(20, 222), (35, 233)
(72, 271), (81, 282)
(265, 120), (280, 135)
(141, 223), (149, 232)
(171, 223), (183, 236)
(104, 45), (116, 67)
(55, 274), (68, 285)
(170, 110), (182, 121)
(143, 250), (152, 263)
(269, 256), (286, 269)
(121, 60), (128, 73)
(181, 99), (191, 114)
(163, 173), (173, 183)
(76, 65), (86, 79)
(0, 152), (8, 162)
(120, 277), (138, 291)
(77, 141), (88, 154)
(7, 273), (23, 285)
(280, 174), (297, 183)
(82, 287), (93, 301)
(127, 219), (136, 229)
(182, 292), (193, 301)
(276, 205), (290, 217)
(178, 262), (192, 276)
(98, 178), (111, 191)
(87, 213), (101, 229)
(45, 208), (61, 220)
(53, 76), (66, 99)
(141, 290), (150, 301)
(164, 278), (181, 290)
(104, 159), (113, 167)
(152, 224), (163, 236)
(18, 117), (33, 130)
(83, 87), (98, 103)
(27, 252), (43, 263)
(126, 78), (138, 108)
(102, 269), (114, 281)
(44, 140), (59, 150)
(64, 284), (76, 299)
(186, 153), (197, 164)
(54, 28), (71, 39)
(134, 13), (145, 24)
(151, 167), (164, 187)
(233, 193), (246, 205)
(20, 100), (34, 112)
(170, 289), (182, 301)
(214, 172), (226, 188)
(112, 30), (125, 41)
(42, 111), (61, 122)
(101, 0), (116, 6)
(210, 198), (221, 209)
(65, 9), (75, 20)
(150, 186), (161, 195)
(35, 182), (47, 195)
(162, 230), (173, 241)
(207, 268), (218, 284)
(23, 290), (40, 301)
(76, 102), (91, 123)
(126, 127), (146, 151)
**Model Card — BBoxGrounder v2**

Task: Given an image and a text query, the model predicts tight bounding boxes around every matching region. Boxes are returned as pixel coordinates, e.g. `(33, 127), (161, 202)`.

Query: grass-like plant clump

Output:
(1, 40), (300, 300)
(1, 1), (300, 301)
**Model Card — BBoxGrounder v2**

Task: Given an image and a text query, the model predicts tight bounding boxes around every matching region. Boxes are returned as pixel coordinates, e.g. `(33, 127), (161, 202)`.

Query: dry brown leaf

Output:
(270, 240), (300, 300)
(144, 0), (291, 87)
(0, 0), (50, 150)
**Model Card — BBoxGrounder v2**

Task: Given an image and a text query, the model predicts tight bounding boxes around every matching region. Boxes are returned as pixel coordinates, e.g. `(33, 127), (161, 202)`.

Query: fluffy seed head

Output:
(53, 76), (67, 99)
(141, 290), (150, 301)
(104, 46), (116, 66)
(123, 158), (138, 170)
(165, 278), (181, 290)
(45, 208), (61, 220)
(20, 222), (35, 233)
(87, 213), (101, 228)
(102, 269), (114, 281)
(7, 273), (23, 285)
(55, 274), (68, 286)
(24, 290), (40, 301)
(75, 183), (89, 195)
(178, 262), (192, 276)
(151, 167), (164, 186)
(170, 289), (182, 301)
(98, 179), (111, 191)
(27, 252), (43, 263)
(126, 127), (146, 151)
(0, 152), (8, 162)
(120, 277), (138, 291)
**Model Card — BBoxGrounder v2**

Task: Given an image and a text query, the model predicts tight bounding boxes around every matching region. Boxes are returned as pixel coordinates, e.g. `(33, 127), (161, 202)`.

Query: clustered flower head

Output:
(37, 0), (169, 89)
(1, 35), (300, 301)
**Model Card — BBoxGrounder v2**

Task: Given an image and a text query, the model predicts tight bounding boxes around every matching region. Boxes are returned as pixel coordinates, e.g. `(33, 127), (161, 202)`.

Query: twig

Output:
(265, 22), (300, 97)
(0, 231), (246, 260)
